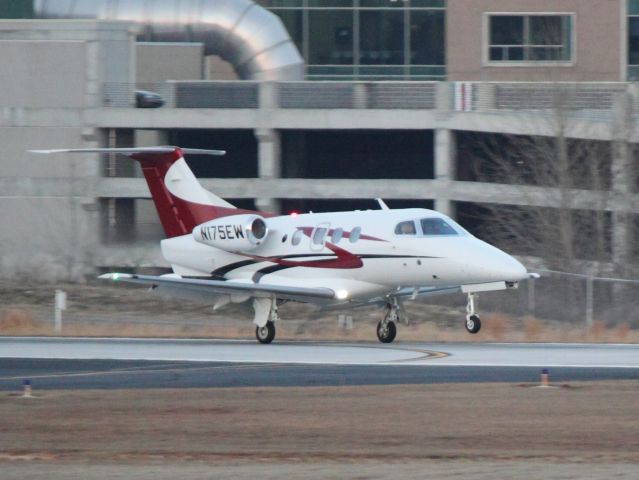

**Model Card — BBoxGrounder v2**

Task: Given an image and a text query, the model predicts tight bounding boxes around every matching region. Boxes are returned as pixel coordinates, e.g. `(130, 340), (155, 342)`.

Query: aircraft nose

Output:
(494, 252), (528, 282)
(465, 240), (529, 282)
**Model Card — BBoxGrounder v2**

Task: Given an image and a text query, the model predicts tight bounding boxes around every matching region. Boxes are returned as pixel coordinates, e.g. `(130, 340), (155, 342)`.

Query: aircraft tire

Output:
(256, 321), (276, 344)
(465, 314), (481, 334)
(377, 320), (397, 343)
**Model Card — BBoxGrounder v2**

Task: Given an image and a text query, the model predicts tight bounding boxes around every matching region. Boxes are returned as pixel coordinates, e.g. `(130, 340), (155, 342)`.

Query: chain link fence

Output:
(460, 270), (639, 328)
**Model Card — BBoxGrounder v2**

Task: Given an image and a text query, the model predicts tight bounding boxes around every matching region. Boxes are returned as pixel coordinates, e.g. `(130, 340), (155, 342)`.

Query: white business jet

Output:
(32, 146), (537, 344)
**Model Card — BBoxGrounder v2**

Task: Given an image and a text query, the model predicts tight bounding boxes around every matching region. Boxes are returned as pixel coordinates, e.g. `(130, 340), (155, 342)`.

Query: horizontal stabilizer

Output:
(29, 147), (226, 156)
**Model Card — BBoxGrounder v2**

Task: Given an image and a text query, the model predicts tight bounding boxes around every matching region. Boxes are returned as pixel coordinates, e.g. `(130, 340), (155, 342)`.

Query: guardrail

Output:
(102, 80), (634, 121)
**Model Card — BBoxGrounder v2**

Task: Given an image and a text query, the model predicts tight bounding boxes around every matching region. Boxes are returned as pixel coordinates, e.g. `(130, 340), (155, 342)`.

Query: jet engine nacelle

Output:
(192, 214), (269, 252)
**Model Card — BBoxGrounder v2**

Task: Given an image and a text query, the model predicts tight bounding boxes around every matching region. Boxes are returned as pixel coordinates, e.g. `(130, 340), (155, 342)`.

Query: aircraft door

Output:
(310, 223), (330, 252)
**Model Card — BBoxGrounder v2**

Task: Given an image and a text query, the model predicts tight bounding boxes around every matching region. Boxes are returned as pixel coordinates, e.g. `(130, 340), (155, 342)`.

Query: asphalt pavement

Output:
(0, 337), (637, 390)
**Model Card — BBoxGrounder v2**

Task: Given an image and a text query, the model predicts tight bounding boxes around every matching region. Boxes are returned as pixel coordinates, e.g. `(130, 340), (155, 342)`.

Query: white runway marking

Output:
(1, 337), (639, 368)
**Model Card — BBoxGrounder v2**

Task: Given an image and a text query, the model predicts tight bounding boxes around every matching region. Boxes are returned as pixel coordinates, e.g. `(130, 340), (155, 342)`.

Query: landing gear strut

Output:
(465, 293), (481, 334)
(377, 300), (401, 343)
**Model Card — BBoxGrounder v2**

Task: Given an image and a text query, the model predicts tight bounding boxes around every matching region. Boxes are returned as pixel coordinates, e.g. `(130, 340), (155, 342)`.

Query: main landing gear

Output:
(253, 298), (279, 344)
(256, 321), (276, 344)
(465, 292), (481, 334)
(377, 300), (401, 343)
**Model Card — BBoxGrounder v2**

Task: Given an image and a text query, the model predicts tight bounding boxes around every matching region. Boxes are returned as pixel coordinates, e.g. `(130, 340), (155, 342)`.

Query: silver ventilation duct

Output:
(34, 0), (305, 81)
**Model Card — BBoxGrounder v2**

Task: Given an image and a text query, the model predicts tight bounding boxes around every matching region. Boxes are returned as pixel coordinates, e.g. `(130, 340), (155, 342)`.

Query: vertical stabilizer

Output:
(31, 146), (260, 238)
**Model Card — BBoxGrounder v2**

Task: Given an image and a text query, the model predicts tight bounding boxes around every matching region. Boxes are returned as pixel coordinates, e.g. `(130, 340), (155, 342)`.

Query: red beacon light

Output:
(289, 211), (299, 217)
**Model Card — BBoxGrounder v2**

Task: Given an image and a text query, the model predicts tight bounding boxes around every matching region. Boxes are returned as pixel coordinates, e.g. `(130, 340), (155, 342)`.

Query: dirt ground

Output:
(1, 382), (639, 479)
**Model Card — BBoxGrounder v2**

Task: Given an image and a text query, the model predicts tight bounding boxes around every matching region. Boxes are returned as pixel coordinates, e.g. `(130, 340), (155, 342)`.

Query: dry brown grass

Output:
(3, 314), (639, 344)
(588, 319), (606, 342)
(482, 313), (511, 341)
(523, 315), (543, 341)
(0, 309), (47, 335)
(612, 322), (632, 342)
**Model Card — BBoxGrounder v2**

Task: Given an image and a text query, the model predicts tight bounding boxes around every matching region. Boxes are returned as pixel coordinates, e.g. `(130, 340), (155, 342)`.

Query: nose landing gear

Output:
(377, 300), (402, 343)
(465, 293), (481, 334)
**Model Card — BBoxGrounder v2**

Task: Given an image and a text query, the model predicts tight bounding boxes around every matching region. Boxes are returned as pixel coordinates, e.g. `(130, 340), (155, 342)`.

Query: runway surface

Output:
(0, 337), (638, 390)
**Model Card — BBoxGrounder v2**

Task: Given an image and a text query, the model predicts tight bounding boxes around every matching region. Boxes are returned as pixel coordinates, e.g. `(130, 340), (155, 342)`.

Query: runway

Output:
(0, 337), (638, 390)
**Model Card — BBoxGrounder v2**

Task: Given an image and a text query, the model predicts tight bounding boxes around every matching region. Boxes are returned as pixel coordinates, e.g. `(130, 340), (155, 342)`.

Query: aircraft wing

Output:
(99, 273), (337, 304)
(337, 278), (532, 309)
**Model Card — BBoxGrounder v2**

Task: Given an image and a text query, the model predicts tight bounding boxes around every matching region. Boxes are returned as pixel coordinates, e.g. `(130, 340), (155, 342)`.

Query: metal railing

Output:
(101, 80), (633, 121)
(173, 82), (258, 109)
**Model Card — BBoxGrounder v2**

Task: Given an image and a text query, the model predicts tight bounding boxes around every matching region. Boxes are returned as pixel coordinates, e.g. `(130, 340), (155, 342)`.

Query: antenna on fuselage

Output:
(376, 198), (390, 210)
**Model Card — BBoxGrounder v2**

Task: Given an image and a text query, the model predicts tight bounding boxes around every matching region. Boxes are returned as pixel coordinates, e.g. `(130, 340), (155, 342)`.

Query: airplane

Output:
(32, 146), (538, 344)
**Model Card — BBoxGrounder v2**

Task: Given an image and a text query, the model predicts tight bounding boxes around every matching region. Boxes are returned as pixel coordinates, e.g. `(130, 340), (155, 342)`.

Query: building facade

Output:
(0, 0), (637, 283)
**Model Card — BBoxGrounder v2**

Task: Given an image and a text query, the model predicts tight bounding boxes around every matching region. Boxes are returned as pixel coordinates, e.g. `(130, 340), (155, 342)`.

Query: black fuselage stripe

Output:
(203, 255), (439, 280)
(210, 259), (257, 278)
(252, 264), (294, 283)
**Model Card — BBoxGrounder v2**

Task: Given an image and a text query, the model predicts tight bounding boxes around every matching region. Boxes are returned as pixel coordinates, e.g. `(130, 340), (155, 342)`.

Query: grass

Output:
(1, 306), (638, 343)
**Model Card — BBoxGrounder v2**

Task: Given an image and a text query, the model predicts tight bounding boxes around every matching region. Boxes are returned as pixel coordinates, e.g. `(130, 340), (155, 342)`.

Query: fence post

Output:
(585, 277), (594, 328)
(527, 279), (535, 313)
(54, 290), (67, 334)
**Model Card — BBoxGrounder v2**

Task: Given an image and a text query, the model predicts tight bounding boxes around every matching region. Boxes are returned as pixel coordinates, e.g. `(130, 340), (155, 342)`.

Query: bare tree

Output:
(459, 85), (620, 275)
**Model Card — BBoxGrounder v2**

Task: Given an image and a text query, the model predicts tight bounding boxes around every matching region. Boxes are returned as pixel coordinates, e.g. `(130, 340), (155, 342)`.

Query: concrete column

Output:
(255, 128), (281, 214)
(611, 90), (633, 271)
(258, 81), (278, 110)
(434, 128), (456, 218)
(135, 130), (168, 178)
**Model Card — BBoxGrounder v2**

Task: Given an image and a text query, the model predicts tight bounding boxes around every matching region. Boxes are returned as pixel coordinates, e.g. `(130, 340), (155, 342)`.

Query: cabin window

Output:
(313, 227), (328, 245)
(331, 227), (344, 243)
(420, 218), (458, 236)
(350, 226), (362, 243)
(292, 229), (303, 245)
(395, 221), (417, 235)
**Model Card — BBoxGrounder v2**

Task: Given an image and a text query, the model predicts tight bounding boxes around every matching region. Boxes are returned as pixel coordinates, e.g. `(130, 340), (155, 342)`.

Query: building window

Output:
(308, 9), (354, 66)
(487, 14), (572, 63)
(260, 0), (447, 80)
(410, 10), (446, 66)
(629, 6), (639, 80)
(359, 10), (404, 65)
(630, 18), (639, 64)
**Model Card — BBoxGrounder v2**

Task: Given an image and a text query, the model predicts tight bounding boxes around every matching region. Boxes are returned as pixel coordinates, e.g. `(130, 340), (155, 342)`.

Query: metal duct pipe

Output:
(34, 0), (305, 81)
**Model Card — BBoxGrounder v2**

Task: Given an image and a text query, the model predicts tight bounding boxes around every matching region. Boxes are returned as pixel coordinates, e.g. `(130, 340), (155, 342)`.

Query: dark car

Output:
(135, 90), (164, 108)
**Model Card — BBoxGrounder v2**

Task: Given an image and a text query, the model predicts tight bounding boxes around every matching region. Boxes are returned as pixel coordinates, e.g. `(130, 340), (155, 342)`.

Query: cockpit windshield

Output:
(394, 220), (417, 235)
(420, 218), (458, 236)
(394, 217), (467, 237)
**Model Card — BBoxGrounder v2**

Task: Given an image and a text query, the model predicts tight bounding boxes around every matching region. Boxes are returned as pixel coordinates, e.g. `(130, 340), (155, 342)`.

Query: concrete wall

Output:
(136, 43), (204, 84)
(0, 40), (87, 108)
(0, 20), (136, 279)
(447, 0), (623, 81)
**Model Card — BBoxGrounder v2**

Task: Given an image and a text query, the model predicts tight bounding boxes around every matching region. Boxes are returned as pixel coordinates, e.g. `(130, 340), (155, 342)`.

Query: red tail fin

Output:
(31, 146), (263, 238)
